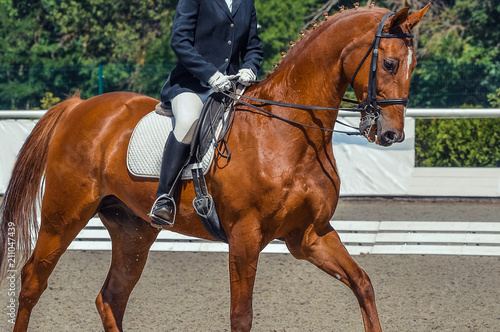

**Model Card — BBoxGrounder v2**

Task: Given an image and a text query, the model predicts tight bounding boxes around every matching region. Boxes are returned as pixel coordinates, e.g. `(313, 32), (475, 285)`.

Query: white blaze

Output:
(406, 47), (413, 79)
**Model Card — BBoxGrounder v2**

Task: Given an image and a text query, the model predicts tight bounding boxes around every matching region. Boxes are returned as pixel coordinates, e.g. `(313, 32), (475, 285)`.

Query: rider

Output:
(149, 0), (263, 227)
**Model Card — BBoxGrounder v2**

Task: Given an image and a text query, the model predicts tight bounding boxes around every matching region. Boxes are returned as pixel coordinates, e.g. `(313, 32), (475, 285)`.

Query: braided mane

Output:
(267, 4), (388, 77)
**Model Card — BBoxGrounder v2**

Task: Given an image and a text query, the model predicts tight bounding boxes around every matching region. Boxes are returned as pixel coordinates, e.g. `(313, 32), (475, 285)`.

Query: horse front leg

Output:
(227, 224), (262, 332)
(286, 224), (382, 332)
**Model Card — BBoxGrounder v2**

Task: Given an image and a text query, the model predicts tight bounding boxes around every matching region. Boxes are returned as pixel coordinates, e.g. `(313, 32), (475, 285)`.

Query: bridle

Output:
(351, 11), (414, 113)
(350, 11), (414, 136)
(224, 11), (415, 137)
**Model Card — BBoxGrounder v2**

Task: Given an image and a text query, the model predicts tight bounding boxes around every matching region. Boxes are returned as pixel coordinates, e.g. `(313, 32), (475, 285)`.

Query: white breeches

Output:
(171, 90), (212, 143)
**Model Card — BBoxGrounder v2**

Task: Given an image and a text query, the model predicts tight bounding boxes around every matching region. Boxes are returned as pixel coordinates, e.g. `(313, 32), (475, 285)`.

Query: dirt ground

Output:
(1, 197), (500, 331)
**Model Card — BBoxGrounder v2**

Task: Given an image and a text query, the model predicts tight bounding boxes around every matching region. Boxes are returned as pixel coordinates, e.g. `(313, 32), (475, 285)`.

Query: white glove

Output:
(236, 68), (256, 86)
(208, 71), (232, 93)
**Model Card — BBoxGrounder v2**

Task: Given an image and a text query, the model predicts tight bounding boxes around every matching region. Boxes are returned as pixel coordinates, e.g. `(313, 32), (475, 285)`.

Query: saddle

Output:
(127, 89), (242, 243)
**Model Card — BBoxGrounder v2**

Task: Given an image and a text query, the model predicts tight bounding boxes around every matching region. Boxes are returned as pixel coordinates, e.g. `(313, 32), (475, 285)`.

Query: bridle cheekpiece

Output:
(350, 11), (414, 138)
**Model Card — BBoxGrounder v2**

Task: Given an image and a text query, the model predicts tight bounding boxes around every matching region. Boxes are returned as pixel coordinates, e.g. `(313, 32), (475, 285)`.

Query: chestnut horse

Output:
(0, 5), (428, 332)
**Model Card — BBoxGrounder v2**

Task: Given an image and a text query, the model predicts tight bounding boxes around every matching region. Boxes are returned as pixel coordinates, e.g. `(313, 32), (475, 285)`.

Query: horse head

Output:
(344, 4), (430, 146)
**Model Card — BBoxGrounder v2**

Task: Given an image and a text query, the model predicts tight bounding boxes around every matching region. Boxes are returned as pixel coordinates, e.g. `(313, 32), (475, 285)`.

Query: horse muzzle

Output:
(359, 112), (405, 146)
(378, 128), (405, 146)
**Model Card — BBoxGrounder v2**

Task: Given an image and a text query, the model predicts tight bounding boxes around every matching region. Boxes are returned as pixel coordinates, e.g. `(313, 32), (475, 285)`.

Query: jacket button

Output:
(228, 40), (232, 45)
(230, 23), (235, 28)
(225, 58), (229, 62)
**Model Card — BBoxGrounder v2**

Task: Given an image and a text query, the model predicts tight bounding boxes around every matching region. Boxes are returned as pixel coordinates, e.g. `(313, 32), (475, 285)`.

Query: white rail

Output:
(0, 110), (47, 119)
(3, 108), (500, 119)
(338, 108), (500, 118)
(68, 218), (500, 256)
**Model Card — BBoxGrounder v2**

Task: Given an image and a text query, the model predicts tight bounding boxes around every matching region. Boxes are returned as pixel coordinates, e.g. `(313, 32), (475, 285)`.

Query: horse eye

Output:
(383, 59), (398, 72)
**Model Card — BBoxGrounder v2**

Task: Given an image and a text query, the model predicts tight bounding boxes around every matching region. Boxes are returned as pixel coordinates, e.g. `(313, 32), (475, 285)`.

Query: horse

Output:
(0, 4), (429, 332)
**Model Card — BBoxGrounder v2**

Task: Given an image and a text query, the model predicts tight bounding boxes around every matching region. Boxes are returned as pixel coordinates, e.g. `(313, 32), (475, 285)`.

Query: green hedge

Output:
(415, 118), (500, 167)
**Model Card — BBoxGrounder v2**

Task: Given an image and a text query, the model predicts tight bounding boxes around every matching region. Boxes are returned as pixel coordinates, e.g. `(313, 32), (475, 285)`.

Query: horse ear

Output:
(405, 3), (430, 30)
(389, 7), (410, 30)
(388, 3), (430, 32)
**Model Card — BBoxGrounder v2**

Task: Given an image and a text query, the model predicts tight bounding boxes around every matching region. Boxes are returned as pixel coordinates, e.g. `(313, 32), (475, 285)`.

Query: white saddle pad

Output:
(127, 111), (219, 180)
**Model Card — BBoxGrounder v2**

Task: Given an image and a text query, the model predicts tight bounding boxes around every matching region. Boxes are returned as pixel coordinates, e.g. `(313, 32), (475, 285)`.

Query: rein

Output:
(223, 90), (363, 135)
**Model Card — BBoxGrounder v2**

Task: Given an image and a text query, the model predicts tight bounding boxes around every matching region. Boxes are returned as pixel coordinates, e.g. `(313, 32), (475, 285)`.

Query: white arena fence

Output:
(72, 218), (500, 256)
(2, 108), (500, 256)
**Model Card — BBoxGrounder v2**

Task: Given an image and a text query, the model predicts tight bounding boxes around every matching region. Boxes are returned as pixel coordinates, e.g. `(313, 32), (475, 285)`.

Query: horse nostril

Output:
(382, 131), (397, 143)
(398, 131), (405, 142)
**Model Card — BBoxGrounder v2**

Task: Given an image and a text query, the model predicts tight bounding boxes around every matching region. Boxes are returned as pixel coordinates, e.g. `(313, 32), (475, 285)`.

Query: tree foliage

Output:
(407, 0), (500, 108)
(2, 0), (499, 109)
(255, 0), (324, 72)
(0, 0), (177, 108)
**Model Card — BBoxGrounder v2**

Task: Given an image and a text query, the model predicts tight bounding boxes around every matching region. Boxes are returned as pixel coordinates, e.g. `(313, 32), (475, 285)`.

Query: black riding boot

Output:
(149, 132), (191, 227)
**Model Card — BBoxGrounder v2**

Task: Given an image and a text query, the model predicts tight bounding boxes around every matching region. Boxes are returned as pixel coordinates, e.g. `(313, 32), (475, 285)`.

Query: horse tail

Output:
(0, 94), (83, 281)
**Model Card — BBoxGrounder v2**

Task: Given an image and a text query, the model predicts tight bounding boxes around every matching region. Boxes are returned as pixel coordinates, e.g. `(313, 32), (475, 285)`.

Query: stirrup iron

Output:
(148, 194), (177, 228)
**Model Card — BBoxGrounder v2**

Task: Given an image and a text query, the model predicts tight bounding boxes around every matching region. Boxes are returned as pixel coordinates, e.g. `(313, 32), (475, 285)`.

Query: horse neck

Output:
(249, 8), (383, 136)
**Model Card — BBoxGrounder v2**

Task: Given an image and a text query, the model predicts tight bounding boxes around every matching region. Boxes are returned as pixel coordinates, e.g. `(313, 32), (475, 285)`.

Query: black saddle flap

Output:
(194, 93), (228, 160)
